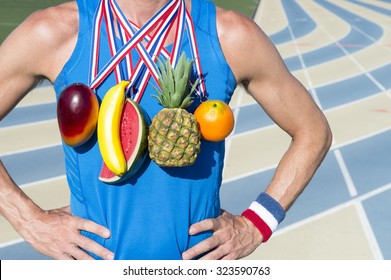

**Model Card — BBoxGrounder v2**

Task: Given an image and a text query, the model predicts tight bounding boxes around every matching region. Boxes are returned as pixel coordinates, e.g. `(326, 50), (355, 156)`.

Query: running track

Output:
(1, 0), (391, 259)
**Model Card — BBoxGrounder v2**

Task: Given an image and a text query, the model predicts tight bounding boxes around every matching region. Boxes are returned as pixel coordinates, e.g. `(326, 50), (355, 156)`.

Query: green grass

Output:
(0, 0), (259, 42)
(213, 0), (259, 17)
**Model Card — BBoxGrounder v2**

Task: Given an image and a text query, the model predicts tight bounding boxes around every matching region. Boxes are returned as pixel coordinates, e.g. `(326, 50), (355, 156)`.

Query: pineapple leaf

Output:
(151, 83), (167, 106)
(190, 78), (200, 95)
(156, 58), (167, 82)
(167, 64), (176, 102)
(152, 52), (199, 109)
(176, 76), (188, 98)
(180, 94), (193, 109)
(151, 94), (164, 106)
(174, 53), (186, 82)
(158, 77), (171, 97)
(184, 58), (194, 81)
(170, 93), (182, 108)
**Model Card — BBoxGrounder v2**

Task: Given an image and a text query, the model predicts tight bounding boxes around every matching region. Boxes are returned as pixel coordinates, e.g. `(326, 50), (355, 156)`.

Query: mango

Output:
(57, 83), (99, 147)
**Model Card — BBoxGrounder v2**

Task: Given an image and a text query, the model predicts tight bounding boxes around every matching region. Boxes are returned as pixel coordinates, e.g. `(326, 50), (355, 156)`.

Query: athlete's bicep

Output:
(243, 33), (324, 137)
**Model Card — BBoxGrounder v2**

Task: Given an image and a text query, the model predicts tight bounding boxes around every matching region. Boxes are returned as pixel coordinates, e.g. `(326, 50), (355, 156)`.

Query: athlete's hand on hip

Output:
(23, 206), (113, 260)
(182, 210), (263, 260)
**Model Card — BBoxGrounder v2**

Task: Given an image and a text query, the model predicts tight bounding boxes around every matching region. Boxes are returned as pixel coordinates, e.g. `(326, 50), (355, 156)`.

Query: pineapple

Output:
(148, 53), (201, 167)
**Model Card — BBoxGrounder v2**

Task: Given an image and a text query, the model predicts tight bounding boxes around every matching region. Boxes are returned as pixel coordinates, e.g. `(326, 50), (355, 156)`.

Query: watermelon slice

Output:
(99, 98), (149, 184)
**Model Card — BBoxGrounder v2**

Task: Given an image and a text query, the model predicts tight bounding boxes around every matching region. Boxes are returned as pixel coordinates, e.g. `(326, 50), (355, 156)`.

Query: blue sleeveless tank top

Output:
(54, 0), (236, 260)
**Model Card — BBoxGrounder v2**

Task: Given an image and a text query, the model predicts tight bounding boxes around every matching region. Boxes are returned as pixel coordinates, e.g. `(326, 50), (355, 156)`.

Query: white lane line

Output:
(0, 239), (24, 249)
(355, 202), (384, 260)
(334, 149), (357, 197)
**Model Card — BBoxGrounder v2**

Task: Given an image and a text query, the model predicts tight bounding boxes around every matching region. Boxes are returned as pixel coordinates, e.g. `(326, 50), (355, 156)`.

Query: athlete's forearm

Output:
(265, 121), (332, 211)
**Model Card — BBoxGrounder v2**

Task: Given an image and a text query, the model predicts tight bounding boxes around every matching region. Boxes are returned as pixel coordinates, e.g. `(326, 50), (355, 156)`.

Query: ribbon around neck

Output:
(88, 0), (206, 102)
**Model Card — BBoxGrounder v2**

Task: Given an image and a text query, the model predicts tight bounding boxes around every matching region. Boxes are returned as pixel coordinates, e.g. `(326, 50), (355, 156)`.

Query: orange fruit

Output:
(194, 100), (235, 142)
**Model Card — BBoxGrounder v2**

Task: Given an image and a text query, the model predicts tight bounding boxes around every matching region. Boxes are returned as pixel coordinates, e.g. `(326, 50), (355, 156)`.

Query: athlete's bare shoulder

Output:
(0, 1), (79, 82)
(21, 1), (78, 44)
(214, 6), (280, 84)
(32, 2), (77, 22)
(215, 6), (259, 39)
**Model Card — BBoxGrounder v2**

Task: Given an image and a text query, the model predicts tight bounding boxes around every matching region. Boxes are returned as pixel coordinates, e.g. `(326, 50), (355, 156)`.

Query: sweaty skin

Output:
(0, 0), (332, 260)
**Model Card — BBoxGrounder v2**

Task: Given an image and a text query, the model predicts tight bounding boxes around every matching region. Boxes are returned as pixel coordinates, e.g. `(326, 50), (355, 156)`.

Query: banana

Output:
(97, 80), (130, 176)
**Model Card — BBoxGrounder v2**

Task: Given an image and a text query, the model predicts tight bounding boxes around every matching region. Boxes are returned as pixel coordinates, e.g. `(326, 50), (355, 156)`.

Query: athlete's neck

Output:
(116, 0), (171, 26)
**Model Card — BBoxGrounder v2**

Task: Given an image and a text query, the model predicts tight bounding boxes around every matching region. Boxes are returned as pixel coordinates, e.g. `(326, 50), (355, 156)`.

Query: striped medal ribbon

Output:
(88, 0), (177, 90)
(88, 0), (206, 102)
(109, 0), (180, 102)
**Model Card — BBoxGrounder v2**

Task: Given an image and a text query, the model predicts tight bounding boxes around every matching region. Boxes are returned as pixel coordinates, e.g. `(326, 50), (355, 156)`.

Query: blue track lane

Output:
(1, 146), (65, 186)
(351, 0), (391, 16)
(0, 103), (56, 128)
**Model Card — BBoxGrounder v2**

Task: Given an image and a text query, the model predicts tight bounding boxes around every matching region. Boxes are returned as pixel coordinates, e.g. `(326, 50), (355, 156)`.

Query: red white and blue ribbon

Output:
(242, 192), (285, 242)
(170, 0), (186, 67)
(185, 8), (206, 97)
(103, 0), (122, 83)
(110, 0), (180, 102)
(89, 0), (177, 90)
(88, 0), (206, 102)
(89, 0), (105, 86)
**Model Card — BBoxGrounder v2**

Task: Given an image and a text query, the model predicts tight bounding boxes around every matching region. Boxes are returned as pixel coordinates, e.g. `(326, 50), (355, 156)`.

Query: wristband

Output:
(241, 192), (285, 242)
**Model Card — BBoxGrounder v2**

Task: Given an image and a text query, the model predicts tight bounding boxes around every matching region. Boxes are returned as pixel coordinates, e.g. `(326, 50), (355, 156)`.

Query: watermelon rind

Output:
(99, 98), (149, 184)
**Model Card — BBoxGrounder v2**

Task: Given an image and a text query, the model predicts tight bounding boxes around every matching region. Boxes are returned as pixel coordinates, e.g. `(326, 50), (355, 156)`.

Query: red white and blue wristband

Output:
(241, 193), (285, 242)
